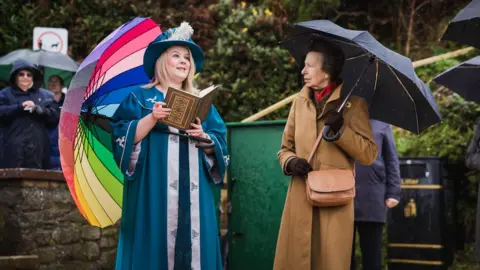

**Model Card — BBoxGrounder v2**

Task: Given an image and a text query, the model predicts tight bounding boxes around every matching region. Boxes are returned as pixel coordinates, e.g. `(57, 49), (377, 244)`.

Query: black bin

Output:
(387, 157), (456, 270)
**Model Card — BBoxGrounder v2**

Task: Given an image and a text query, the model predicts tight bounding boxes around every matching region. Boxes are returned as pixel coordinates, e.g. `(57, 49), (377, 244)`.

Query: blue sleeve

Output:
(110, 92), (146, 181)
(202, 105), (229, 185)
(383, 125), (401, 200)
(0, 90), (23, 121)
(36, 92), (60, 129)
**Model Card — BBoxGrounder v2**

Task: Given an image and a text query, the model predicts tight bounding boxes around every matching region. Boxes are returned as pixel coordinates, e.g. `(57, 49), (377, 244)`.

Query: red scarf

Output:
(313, 82), (337, 102)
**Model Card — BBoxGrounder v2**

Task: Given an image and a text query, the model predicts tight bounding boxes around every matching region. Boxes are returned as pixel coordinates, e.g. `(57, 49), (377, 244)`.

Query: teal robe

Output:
(111, 87), (229, 270)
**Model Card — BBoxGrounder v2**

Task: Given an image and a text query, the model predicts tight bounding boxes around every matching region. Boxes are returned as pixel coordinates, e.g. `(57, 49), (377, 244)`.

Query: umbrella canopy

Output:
(433, 56), (480, 102)
(59, 17), (162, 228)
(441, 0), (480, 49)
(0, 49), (79, 87)
(280, 20), (441, 134)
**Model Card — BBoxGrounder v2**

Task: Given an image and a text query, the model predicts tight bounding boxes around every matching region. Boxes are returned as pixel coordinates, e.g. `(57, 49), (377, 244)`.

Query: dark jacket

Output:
(466, 119), (480, 170)
(48, 93), (65, 170)
(0, 87), (6, 167)
(0, 59), (60, 169)
(465, 118), (480, 261)
(354, 120), (401, 223)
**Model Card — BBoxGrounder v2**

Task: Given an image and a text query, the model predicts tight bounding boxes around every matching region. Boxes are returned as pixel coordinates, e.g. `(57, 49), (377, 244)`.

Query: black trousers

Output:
(350, 221), (384, 270)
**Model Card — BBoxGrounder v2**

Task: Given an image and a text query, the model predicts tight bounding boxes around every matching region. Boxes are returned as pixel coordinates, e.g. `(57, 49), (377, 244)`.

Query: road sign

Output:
(33, 27), (68, 55)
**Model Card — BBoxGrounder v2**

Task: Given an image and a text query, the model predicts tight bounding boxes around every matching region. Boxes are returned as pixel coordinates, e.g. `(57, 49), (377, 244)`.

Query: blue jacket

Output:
(354, 120), (401, 223)
(48, 93), (64, 170)
(0, 59), (60, 169)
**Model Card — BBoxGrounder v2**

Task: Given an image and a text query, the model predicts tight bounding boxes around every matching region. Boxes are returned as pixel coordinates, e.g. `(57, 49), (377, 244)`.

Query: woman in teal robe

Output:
(111, 22), (229, 270)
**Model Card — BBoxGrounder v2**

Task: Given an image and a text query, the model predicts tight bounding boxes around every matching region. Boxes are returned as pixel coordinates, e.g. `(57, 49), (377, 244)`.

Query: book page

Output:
(197, 86), (219, 120)
(199, 85), (218, 98)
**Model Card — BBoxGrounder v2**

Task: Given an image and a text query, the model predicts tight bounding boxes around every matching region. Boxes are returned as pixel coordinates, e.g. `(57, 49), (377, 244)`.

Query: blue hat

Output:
(143, 22), (205, 79)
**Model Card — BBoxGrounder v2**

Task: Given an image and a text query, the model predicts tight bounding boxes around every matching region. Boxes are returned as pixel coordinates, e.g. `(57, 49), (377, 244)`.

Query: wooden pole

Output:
(240, 94), (298, 123)
(412, 47), (474, 68)
(241, 47), (474, 123)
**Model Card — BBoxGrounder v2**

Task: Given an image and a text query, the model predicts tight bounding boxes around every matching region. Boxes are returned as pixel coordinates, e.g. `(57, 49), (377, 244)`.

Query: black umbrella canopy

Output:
(433, 56), (480, 102)
(280, 20), (441, 134)
(441, 0), (480, 49)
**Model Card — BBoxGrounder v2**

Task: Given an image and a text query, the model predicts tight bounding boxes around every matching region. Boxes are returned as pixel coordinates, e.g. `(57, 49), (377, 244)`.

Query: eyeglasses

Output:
(18, 72), (33, 78)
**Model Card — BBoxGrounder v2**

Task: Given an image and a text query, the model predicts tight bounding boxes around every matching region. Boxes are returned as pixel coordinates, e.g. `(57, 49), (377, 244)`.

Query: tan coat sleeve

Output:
(334, 97), (378, 165)
(278, 99), (298, 174)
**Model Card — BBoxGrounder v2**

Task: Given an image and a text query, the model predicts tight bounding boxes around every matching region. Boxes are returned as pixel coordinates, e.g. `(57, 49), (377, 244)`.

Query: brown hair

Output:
(309, 40), (345, 84)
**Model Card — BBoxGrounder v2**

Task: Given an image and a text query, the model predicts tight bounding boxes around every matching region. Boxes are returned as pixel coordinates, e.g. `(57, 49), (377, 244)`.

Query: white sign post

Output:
(33, 27), (68, 55)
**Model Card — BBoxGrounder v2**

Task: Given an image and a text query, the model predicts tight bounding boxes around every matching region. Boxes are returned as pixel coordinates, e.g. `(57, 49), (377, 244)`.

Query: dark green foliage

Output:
(198, 0), (299, 121)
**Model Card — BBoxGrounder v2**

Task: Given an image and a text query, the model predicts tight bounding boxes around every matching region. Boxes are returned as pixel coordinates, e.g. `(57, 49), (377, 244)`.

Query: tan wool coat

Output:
(273, 84), (378, 270)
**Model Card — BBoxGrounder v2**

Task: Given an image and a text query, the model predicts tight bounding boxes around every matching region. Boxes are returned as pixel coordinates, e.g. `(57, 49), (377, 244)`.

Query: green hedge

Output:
(198, 0), (299, 122)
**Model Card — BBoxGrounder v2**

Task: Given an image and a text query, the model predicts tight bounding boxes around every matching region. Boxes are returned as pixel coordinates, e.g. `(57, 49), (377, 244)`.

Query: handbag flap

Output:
(307, 169), (354, 192)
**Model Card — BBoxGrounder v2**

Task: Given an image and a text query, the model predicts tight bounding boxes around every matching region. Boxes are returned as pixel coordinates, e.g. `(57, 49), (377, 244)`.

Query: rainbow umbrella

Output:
(59, 17), (162, 228)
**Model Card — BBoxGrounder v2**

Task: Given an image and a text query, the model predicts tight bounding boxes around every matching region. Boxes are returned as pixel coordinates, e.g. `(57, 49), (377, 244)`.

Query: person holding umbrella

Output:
(111, 22), (229, 270)
(276, 20), (441, 270)
(0, 59), (59, 169)
(465, 117), (480, 268)
(436, 1), (480, 264)
(275, 39), (378, 270)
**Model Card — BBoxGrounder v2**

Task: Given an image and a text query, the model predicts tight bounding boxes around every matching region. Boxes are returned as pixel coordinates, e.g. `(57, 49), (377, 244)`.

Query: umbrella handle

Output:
(193, 136), (215, 149)
(322, 125), (343, 142)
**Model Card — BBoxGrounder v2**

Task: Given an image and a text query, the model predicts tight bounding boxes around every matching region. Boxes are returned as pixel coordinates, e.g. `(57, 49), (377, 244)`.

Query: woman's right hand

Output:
(151, 102), (171, 120)
(22, 100), (35, 108)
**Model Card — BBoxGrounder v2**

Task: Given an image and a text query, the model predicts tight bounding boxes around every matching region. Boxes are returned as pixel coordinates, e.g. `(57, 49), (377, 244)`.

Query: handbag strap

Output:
(307, 127), (325, 164)
(307, 126), (356, 175)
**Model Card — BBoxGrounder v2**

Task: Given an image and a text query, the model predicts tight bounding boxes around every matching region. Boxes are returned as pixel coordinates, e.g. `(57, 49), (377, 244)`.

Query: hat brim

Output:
(143, 40), (205, 79)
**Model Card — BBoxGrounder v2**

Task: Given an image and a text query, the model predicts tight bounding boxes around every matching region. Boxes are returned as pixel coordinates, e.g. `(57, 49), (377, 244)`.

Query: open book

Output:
(159, 85), (219, 130)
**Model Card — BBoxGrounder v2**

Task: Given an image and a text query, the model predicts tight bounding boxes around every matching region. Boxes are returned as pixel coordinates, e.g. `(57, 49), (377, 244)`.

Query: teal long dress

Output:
(111, 86), (229, 270)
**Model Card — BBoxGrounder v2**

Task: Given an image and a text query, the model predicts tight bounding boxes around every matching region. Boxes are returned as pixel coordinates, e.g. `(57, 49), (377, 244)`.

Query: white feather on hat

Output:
(169, 22), (194, 41)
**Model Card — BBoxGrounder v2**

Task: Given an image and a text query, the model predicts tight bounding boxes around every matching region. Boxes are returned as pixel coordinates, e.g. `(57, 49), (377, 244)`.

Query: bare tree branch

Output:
(330, 9), (368, 23)
(415, 0), (431, 13)
(398, 0), (408, 30)
(405, 0), (417, 56)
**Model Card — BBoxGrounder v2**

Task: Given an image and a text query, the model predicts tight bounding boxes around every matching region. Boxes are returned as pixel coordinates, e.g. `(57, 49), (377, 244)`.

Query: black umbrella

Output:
(441, 0), (480, 49)
(433, 56), (480, 102)
(280, 20), (441, 135)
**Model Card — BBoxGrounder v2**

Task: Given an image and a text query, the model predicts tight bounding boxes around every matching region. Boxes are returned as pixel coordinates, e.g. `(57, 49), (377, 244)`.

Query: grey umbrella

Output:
(0, 49), (78, 72)
(433, 56), (480, 102)
(441, 0), (480, 49)
(280, 20), (441, 135)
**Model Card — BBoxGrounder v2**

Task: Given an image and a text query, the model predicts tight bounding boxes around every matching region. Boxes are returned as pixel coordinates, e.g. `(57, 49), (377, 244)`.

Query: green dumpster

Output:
(226, 120), (289, 270)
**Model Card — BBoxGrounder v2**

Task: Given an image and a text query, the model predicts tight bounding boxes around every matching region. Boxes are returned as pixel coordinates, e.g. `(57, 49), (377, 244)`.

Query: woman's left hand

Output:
(187, 118), (214, 153)
(186, 117), (208, 139)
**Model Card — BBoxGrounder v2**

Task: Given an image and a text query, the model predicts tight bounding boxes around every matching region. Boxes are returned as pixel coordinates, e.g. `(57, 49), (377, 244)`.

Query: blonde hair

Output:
(143, 46), (197, 93)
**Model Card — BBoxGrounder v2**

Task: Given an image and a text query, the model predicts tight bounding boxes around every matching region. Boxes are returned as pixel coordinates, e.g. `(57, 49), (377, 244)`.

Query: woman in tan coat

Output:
(274, 41), (378, 270)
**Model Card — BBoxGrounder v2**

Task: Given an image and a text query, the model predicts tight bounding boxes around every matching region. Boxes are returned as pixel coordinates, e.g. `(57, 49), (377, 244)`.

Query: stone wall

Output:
(0, 169), (119, 270)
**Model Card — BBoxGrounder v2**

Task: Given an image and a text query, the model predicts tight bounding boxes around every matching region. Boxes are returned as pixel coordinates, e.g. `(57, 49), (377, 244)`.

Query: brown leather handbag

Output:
(305, 127), (355, 207)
